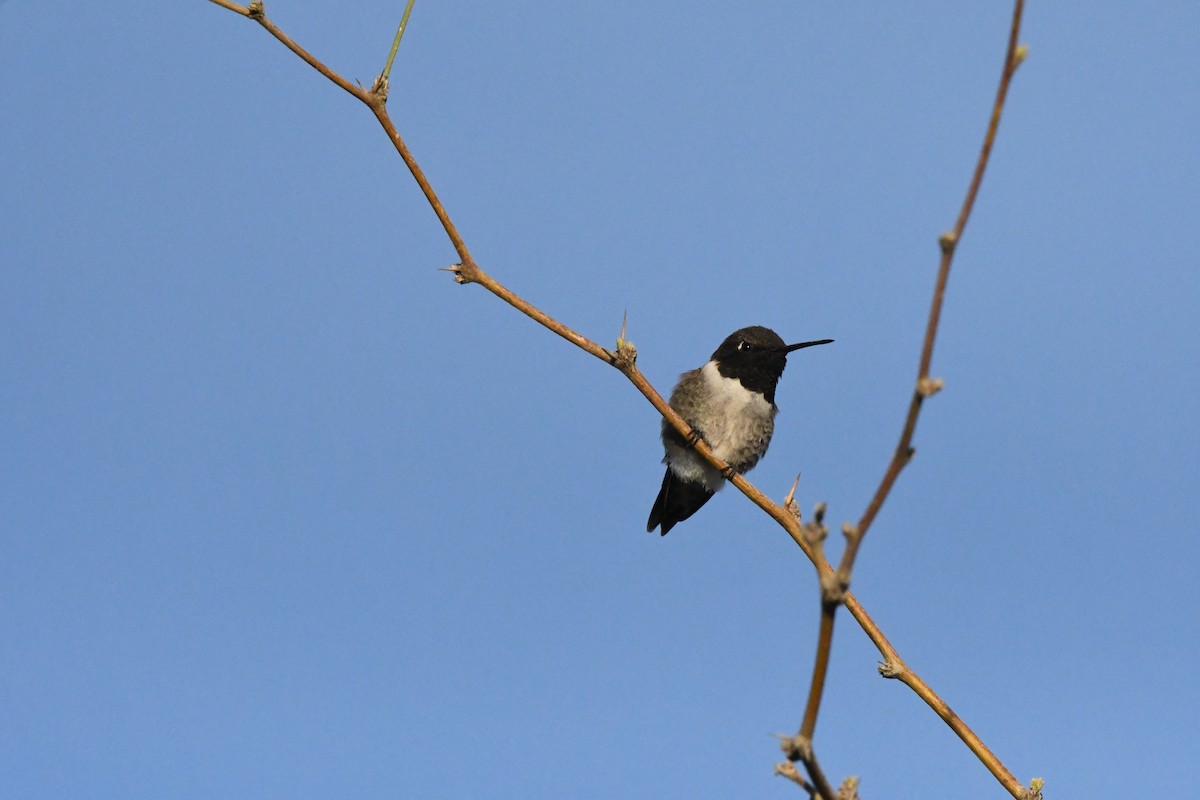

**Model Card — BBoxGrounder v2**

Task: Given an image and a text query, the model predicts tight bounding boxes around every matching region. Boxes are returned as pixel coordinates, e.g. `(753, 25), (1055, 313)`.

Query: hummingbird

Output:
(646, 326), (832, 536)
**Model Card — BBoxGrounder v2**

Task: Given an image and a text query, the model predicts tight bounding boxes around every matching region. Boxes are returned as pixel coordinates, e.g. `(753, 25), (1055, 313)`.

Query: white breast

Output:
(698, 360), (773, 464)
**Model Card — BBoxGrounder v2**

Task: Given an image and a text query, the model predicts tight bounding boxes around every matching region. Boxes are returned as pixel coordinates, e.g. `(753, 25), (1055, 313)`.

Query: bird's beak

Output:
(782, 339), (834, 353)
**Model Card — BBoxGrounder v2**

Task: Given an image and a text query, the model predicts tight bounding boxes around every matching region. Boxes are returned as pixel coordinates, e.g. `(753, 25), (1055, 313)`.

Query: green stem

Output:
(380, 0), (417, 84)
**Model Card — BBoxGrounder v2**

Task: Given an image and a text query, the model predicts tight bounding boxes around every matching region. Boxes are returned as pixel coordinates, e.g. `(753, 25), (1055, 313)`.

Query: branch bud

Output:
(938, 231), (958, 254)
(917, 376), (944, 397)
(372, 74), (390, 99)
(1012, 44), (1030, 71)
(877, 658), (905, 679)
(441, 262), (477, 285)
(613, 339), (638, 372)
(778, 733), (813, 763)
(821, 571), (849, 605)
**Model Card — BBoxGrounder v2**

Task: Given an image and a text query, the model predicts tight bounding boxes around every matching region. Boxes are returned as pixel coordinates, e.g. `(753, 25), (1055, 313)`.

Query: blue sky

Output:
(2, 2), (1198, 798)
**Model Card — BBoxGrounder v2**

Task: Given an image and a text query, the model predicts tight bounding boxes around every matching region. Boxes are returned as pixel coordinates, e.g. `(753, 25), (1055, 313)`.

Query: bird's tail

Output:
(646, 468), (715, 536)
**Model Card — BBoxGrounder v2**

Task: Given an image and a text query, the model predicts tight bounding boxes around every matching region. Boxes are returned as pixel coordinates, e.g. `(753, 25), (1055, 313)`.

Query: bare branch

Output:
(785, 2), (1028, 794)
(851, 0), (1027, 564)
(218, 1), (371, 102)
(208, 0), (249, 15)
(798, 605), (836, 743)
(206, 3), (1031, 796)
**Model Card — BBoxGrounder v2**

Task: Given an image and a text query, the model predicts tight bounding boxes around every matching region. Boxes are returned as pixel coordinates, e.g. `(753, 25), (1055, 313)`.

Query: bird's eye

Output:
(738, 341), (754, 351)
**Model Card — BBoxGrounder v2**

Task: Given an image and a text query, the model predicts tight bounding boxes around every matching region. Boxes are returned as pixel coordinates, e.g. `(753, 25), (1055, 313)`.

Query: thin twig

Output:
(208, 0), (248, 14)
(802, 752), (836, 800)
(379, 0), (418, 90)
(845, 0), (1026, 572)
(799, 603), (837, 741)
(214, 1), (371, 101)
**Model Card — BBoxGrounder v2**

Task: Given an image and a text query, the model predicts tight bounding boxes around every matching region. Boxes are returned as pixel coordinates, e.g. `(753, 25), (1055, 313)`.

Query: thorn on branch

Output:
(441, 262), (478, 285)
(784, 475), (804, 522)
(917, 376), (944, 397)
(613, 312), (638, 372)
(938, 231), (958, 254)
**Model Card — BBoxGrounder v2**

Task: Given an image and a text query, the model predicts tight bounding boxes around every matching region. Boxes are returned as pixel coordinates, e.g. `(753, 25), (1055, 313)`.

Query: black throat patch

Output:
(714, 357), (785, 405)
